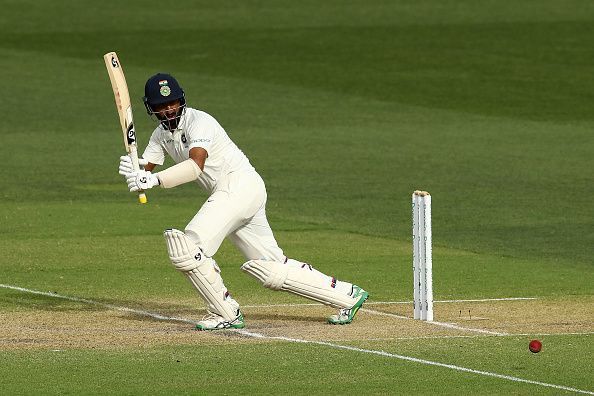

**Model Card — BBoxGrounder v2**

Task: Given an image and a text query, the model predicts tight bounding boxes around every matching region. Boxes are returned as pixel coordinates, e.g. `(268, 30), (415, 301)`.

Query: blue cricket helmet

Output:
(143, 73), (186, 130)
(143, 73), (185, 109)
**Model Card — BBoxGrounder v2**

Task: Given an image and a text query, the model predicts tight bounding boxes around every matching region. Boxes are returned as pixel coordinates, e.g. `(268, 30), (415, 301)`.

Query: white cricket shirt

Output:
(142, 108), (254, 193)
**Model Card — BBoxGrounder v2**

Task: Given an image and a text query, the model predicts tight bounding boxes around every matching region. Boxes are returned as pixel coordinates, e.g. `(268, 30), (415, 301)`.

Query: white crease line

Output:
(377, 297), (538, 304)
(361, 308), (507, 336)
(516, 332), (594, 336)
(434, 297), (538, 303)
(1, 283), (592, 395)
(237, 329), (594, 395)
(424, 321), (506, 336)
(241, 296), (538, 309)
(324, 332), (594, 342)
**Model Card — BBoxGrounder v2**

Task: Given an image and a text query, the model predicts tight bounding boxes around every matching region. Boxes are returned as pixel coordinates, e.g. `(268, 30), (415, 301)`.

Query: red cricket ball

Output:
(529, 340), (542, 353)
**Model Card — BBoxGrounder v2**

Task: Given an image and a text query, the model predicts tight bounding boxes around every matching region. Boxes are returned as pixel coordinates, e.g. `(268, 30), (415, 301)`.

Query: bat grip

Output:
(129, 146), (148, 204)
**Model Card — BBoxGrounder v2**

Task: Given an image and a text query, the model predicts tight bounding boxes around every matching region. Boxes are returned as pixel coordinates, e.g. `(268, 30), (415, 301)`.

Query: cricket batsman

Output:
(118, 73), (369, 330)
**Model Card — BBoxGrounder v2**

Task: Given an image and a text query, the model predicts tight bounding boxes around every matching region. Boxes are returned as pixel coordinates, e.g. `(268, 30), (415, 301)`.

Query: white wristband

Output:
(156, 159), (202, 188)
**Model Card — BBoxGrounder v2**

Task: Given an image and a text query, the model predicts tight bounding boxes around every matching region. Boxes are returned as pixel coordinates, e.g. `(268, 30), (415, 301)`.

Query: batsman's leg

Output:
(231, 203), (368, 325)
(241, 258), (368, 325)
(163, 228), (244, 330)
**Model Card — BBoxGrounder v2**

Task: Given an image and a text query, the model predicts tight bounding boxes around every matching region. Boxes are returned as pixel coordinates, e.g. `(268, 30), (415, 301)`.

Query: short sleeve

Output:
(186, 113), (218, 153)
(142, 129), (166, 165)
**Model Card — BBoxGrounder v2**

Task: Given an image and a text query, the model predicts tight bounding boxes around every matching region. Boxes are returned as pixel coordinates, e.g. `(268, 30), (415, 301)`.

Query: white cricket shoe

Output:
(328, 285), (369, 325)
(196, 311), (245, 331)
(195, 297), (244, 331)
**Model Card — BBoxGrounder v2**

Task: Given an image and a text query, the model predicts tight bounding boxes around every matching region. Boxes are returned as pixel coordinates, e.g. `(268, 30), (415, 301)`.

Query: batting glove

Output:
(118, 155), (149, 176)
(126, 170), (160, 192)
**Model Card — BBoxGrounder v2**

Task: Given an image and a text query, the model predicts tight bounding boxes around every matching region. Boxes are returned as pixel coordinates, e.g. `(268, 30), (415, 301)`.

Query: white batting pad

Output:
(164, 229), (240, 320)
(241, 259), (357, 308)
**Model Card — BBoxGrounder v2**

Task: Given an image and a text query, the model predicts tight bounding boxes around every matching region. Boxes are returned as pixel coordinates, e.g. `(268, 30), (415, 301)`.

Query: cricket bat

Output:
(103, 51), (147, 204)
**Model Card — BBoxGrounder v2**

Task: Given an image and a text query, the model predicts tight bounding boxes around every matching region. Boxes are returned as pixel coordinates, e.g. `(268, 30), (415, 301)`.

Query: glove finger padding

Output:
(126, 170), (159, 192)
(118, 155), (149, 176)
(125, 174), (142, 192)
(118, 155), (134, 176)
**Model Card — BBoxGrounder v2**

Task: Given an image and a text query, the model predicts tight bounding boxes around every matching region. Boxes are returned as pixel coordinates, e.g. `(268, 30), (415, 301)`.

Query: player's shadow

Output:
(1, 291), (193, 315)
(241, 311), (326, 324)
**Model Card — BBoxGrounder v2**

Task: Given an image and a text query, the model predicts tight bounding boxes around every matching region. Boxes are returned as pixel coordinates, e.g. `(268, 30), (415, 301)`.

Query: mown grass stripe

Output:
(238, 329), (594, 395)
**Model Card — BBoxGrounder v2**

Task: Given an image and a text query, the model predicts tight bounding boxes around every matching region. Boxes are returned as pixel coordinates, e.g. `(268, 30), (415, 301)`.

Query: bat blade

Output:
(103, 51), (147, 204)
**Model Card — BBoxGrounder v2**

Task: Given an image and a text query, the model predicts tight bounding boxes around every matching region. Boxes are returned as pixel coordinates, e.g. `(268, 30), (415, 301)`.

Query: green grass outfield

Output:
(0, 1), (593, 394)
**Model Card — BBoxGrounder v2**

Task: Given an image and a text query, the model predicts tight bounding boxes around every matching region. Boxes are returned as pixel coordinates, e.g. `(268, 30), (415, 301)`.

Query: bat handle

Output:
(129, 146), (148, 204)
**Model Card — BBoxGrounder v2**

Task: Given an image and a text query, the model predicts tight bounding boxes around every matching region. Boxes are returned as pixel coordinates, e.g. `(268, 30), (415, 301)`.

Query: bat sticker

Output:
(127, 124), (137, 145)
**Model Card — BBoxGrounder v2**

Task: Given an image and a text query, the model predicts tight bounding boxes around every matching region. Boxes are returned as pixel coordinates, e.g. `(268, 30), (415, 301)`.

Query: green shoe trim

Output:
(328, 286), (369, 325)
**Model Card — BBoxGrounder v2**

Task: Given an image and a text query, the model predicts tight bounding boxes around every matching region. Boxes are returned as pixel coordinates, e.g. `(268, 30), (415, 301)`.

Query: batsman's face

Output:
(154, 100), (182, 121)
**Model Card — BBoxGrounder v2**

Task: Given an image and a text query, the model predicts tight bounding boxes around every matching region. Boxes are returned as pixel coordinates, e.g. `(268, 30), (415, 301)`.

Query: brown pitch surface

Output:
(0, 296), (592, 350)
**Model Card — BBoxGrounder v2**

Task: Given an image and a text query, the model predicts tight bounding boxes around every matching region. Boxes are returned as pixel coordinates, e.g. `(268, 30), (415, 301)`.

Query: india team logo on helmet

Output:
(158, 80), (171, 97)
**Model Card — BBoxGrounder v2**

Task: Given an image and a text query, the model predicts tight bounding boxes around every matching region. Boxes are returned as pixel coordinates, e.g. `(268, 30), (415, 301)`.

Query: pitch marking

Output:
(1, 284), (591, 395)
(328, 332), (594, 342)
(360, 308), (507, 335)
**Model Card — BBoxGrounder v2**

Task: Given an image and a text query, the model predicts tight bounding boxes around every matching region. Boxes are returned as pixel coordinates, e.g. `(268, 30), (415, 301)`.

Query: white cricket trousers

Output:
(184, 170), (285, 261)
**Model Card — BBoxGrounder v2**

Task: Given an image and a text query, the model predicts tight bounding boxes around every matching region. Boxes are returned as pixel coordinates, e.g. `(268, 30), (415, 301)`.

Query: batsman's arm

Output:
(152, 147), (206, 188)
(142, 147), (204, 174)
(188, 147), (207, 170)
